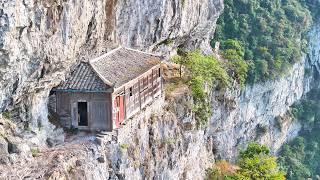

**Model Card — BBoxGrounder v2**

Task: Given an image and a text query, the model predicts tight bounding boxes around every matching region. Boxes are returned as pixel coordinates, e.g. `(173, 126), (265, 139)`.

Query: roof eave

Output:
(52, 88), (114, 93)
(113, 63), (161, 93)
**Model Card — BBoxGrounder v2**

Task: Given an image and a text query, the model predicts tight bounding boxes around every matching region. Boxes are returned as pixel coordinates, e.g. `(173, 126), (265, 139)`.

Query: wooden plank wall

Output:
(56, 92), (112, 131)
(118, 65), (162, 123)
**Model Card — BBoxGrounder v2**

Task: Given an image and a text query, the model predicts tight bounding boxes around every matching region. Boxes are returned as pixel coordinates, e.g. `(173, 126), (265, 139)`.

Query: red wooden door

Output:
(119, 95), (124, 124)
(114, 95), (125, 128)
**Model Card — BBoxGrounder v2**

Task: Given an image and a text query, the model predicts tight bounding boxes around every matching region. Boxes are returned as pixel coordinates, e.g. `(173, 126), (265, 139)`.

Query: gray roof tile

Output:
(55, 47), (161, 92)
(55, 62), (109, 92)
(90, 47), (161, 88)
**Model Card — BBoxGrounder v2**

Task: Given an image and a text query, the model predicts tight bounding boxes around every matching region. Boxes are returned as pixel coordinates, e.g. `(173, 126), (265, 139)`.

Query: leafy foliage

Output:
(173, 50), (230, 127)
(2, 111), (11, 120)
(278, 89), (320, 179)
(206, 143), (284, 180)
(234, 143), (285, 180)
(213, 0), (312, 83)
(31, 148), (40, 157)
(221, 40), (248, 88)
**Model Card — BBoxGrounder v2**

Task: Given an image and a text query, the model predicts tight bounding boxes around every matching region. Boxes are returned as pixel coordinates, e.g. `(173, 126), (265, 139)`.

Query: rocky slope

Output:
(0, 88), (215, 179)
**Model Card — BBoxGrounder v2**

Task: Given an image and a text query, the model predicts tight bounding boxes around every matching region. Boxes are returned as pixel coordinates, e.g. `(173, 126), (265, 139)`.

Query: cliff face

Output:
(209, 61), (305, 160)
(208, 21), (320, 161)
(1, 0), (320, 179)
(0, 0), (223, 135)
(305, 21), (320, 91)
(2, 48), (319, 178)
(0, 1), (223, 178)
(0, 92), (215, 179)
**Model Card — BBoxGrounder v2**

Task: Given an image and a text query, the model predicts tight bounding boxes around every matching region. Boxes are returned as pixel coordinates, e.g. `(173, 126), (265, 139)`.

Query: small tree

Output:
(235, 143), (285, 180)
(171, 50), (230, 127)
(172, 48), (188, 78)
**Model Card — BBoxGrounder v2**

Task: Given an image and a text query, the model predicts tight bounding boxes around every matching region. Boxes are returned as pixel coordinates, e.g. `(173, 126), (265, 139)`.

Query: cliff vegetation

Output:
(172, 50), (230, 127)
(278, 89), (320, 179)
(172, 44), (253, 127)
(213, 0), (312, 83)
(206, 143), (285, 179)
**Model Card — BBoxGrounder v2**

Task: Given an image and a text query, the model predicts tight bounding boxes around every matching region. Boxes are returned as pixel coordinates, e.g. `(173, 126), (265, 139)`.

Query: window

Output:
(158, 68), (161, 77)
(129, 87), (133, 96)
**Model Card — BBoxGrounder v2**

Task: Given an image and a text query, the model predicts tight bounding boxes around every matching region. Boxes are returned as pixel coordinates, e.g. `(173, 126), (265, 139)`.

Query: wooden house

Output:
(51, 47), (163, 131)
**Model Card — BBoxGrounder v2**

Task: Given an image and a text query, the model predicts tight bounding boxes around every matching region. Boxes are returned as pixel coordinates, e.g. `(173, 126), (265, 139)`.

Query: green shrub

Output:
(120, 144), (129, 150)
(206, 143), (285, 180)
(31, 148), (40, 157)
(173, 50), (230, 127)
(221, 40), (248, 87)
(235, 143), (285, 180)
(2, 111), (11, 119)
(279, 89), (320, 179)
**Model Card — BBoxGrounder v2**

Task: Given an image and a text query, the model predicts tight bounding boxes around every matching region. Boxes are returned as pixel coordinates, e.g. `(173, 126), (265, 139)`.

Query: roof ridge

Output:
(88, 46), (123, 87)
(89, 46), (123, 63)
(90, 62), (114, 87)
(123, 47), (160, 57)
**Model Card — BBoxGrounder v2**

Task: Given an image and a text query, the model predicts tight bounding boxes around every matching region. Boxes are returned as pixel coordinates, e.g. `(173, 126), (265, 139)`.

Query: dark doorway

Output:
(78, 102), (88, 126)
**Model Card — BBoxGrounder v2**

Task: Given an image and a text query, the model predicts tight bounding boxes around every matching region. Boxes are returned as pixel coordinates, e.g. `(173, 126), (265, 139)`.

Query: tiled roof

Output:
(90, 47), (161, 88)
(54, 62), (110, 92)
(54, 47), (161, 92)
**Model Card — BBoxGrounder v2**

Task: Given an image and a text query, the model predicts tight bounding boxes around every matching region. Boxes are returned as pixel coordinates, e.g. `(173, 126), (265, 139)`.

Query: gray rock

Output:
(0, 137), (8, 155)
(0, 0), (223, 123)
(46, 137), (63, 147)
(6, 138), (20, 154)
(46, 138), (54, 147)
(97, 156), (105, 163)
(76, 159), (83, 166)
(0, 156), (10, 165)
(95, 137), (103, 146)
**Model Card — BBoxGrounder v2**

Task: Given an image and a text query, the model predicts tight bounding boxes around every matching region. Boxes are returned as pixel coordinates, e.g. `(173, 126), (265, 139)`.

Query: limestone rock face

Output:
(208, 61), (305, 160)
(107, 96), (214, 179)
(208, 21), (320, 160)
(116, 0), (223, 53)
(0, 0), (223, 139)
(305, 21), (320, 91)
